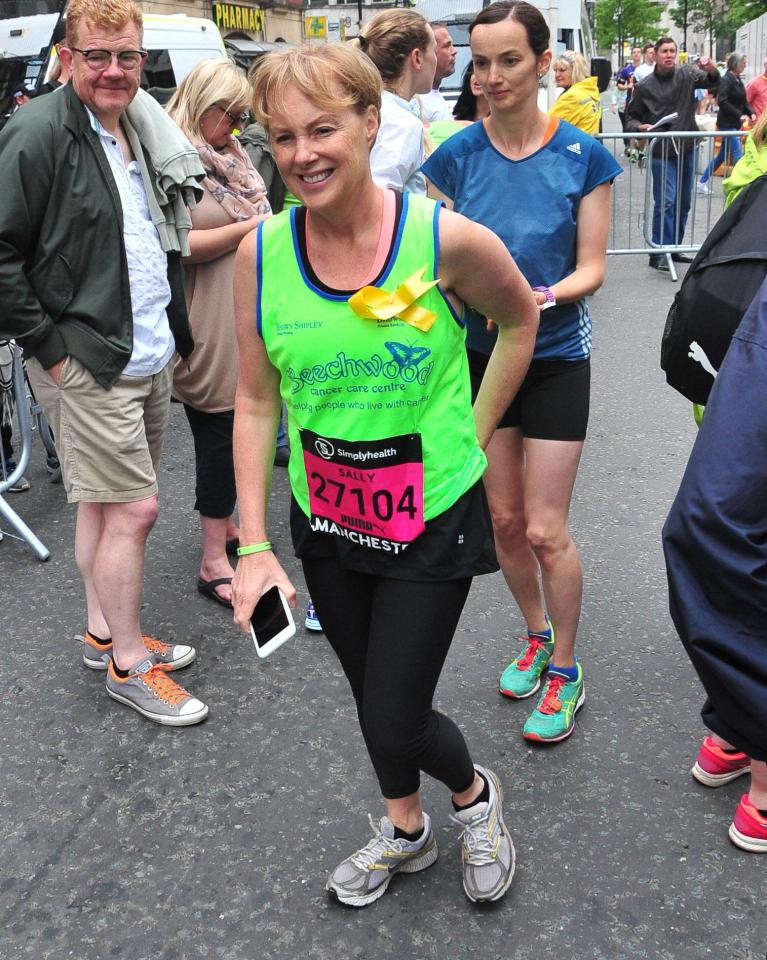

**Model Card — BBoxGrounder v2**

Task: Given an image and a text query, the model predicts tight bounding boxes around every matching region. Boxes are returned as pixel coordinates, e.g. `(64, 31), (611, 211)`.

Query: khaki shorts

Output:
(27, 355), (172, 503)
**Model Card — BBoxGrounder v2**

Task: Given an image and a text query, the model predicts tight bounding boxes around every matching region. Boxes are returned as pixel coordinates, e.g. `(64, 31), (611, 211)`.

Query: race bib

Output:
(301, 429), (425, 552)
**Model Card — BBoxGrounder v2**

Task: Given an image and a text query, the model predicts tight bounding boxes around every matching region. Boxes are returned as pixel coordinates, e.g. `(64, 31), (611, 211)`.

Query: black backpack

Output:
(660, 172), (767, 404)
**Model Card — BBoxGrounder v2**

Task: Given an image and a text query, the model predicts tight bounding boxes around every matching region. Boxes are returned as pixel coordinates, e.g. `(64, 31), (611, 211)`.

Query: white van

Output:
(140, 14), (227, 101)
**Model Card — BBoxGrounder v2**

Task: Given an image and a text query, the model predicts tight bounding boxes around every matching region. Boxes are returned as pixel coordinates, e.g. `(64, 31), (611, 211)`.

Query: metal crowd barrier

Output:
(596, 129), (745, 282)
(0, 342), (51, 560)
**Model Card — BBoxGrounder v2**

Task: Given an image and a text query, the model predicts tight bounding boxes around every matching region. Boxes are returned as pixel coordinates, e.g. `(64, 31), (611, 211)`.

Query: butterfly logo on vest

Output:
(385, 341), (431, 372)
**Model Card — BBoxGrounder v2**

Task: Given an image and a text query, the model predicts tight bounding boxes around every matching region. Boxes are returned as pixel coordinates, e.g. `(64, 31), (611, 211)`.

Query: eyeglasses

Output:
(215, 103), (248, 127)
(71, 47), (147, 71)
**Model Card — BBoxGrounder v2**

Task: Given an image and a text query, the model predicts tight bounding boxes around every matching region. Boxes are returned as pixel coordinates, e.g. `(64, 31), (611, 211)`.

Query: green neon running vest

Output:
(257, 192), (486, 522)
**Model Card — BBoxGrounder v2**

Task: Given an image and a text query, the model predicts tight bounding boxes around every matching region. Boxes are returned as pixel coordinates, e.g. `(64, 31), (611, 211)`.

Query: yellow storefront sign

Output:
(305, 15), (327, 39)
(213, 2), (266, 34)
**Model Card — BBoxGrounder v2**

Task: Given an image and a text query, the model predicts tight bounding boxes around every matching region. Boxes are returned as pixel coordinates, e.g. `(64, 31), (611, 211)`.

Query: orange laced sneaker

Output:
(105, 657), (208, 726)
(81, 632), (195, 672)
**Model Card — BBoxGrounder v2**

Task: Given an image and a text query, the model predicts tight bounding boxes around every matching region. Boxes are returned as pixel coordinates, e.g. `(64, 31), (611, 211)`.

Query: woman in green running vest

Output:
(231, 43), (538, 908)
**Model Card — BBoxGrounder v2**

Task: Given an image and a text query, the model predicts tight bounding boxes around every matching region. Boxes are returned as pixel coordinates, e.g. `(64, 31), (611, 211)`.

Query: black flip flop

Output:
(197, 576), (233, 609)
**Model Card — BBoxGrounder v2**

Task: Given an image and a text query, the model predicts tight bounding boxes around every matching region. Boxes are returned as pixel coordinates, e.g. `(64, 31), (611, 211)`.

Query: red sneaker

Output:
(729, 796), (767, 853)
(691, 737), (751, 787)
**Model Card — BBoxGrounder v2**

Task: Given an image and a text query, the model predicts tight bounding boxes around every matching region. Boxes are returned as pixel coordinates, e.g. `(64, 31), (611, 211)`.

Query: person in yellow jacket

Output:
(549, 51), (601, 136)
(723, 109), (767, 208)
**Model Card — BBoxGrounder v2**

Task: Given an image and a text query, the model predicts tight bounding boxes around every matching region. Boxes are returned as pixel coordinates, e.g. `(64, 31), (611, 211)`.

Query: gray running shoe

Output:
(450, 765), (515, 903)
(105, 656), (208, 726)
(326, 813), (438, 907)
(81, 632), (195, 672)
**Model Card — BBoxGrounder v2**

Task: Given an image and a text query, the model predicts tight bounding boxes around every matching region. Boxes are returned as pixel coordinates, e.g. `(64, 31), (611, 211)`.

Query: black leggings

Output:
(183, 405), (236, 519)
(303, 558), (476, 799)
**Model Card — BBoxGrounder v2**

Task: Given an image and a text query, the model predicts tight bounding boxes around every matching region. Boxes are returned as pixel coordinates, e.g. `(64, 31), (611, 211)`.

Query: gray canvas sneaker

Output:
(450, 765), (515, 903)
(105, 656), (208, 726)
(81, 632), (195, 672)
(326, 812), (438, 907)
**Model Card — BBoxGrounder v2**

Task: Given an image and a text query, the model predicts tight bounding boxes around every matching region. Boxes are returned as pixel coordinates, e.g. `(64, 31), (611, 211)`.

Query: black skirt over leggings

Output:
(295, 481), (498, 799)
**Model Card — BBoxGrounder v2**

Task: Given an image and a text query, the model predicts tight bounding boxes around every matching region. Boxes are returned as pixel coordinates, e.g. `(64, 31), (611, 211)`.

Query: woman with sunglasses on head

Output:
(232, 42), (538, 906)
(356, 9), (437, 194)
(424, 1), (620, 745)
(167, 59), (271, 608)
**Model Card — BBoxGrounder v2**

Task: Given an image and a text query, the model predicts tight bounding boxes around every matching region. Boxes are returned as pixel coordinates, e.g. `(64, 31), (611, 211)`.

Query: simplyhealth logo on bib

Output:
(287, 342), (433, 394)
(301, 428), (425, 553)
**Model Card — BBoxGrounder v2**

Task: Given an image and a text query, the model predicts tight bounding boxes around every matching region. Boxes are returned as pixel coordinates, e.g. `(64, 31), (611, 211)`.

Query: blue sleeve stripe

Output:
(256, 220), (264, 339)
(378, 190), (409, 286)
(431, 198), (464, 329)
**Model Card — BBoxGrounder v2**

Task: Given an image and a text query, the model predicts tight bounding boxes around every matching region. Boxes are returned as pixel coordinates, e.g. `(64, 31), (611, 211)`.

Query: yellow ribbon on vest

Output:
(347, 265), (440, 333)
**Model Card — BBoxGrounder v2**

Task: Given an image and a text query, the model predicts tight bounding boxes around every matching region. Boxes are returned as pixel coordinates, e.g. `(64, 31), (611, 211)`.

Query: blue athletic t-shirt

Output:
(422, 119), (621, 360)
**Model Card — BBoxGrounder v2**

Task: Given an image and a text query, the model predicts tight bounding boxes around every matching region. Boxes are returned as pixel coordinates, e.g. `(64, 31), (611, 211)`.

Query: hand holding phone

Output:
(232, 549), (297, 637)
(250, 586), (296, 658)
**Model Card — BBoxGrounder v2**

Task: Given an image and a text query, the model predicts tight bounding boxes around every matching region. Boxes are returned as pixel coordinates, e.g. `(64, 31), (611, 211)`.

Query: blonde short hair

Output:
(65, 0), (143, 46)
(167, 59), (250, 143)
(251, 43), (381, 130)
(553, 50), (589, 84)
(354, 10), (433, 84)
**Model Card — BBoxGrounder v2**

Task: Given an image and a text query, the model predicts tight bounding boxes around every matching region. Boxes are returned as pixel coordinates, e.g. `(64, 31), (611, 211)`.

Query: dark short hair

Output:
(469, 1), (549, 56)
(642, 42), (654, 53)
(453, 61), (477, 121)
(654, 36), (676, 53)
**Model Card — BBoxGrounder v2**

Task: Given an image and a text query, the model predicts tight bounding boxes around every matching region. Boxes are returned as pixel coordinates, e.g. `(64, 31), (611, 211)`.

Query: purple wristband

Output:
(533, 285), (557, 310)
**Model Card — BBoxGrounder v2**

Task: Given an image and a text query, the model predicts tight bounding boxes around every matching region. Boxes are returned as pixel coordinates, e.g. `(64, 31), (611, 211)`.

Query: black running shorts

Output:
(468, 349), (590, 441)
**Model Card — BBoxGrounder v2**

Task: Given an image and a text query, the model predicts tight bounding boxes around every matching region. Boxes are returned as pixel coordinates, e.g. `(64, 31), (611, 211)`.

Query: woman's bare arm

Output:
(437, 207), (538, 448)
(230, 230), (297, 632)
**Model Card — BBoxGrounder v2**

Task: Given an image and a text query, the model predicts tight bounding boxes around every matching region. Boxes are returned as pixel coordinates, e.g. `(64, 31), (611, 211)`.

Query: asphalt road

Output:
(2, 176), (765, 959)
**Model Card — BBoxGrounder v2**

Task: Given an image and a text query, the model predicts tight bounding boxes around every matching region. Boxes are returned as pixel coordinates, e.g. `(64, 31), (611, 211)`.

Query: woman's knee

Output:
(489, 504), (527, 550)
(363, 704), (430, 766)
(526, 520), (572, 568)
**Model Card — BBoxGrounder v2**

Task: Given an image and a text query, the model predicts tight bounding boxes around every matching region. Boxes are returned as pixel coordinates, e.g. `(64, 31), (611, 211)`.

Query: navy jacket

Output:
(663, 275), (767, 760)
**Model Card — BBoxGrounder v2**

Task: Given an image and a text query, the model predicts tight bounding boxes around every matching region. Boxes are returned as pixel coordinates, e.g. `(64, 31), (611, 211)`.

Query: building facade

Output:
(140, 0), (306, 45)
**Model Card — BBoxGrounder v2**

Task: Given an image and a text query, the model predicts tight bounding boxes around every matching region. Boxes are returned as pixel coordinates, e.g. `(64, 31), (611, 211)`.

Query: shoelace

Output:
(143, 635), (170, 656)
(350, 815), (411, 869)
(516, 637), (549, 671)
(450, 808), (498, 865)
(140, 666), (189, 706)
(538, 674), (567, 714)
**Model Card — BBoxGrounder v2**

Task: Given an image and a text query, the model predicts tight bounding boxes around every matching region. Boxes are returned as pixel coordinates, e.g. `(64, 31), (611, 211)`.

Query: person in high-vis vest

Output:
(231, 43), (538, 908)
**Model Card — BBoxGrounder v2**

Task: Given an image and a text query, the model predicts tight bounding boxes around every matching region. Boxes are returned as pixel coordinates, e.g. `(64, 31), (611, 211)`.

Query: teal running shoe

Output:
(522, 662), (585, 743)
(499, 619), (555, 699)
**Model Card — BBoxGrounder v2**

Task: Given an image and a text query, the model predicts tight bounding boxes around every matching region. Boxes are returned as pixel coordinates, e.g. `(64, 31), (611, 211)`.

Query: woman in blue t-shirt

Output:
(423, 0), (620, 745)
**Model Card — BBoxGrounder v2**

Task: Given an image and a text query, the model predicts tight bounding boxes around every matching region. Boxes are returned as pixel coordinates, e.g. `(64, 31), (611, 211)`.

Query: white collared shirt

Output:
(86, 107), (173, 378)
(370, 90), (426, 195)
(419, 88), (453, 122)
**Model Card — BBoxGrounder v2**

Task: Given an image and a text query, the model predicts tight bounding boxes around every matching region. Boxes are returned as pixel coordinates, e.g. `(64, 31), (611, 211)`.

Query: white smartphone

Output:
(249, 586), (296, 658)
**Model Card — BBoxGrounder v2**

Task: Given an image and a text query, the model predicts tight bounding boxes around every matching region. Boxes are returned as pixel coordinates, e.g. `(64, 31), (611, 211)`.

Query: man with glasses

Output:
(0, 0), (208, 726)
